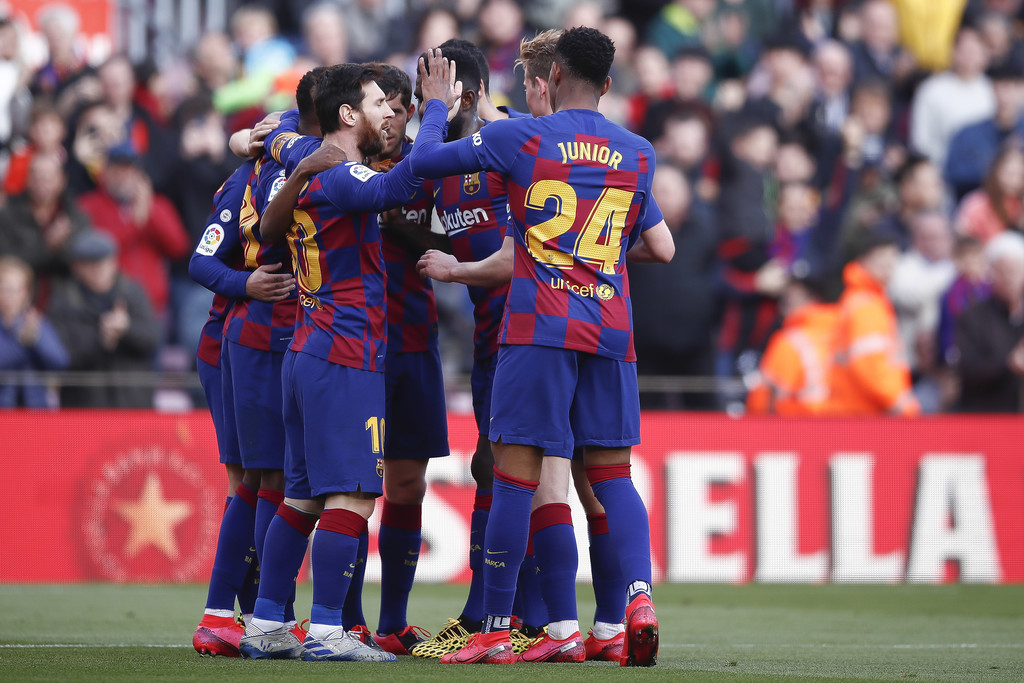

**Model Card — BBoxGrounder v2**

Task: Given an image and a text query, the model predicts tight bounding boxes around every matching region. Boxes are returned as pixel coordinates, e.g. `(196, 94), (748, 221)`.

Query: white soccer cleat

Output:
(238, 621), (304, 659)
(301, 628), (398, 662)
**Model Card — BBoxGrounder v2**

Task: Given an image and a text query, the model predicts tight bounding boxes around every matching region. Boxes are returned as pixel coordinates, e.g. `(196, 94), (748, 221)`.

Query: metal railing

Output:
(114, 0), (229, 63)
(0, 370), (743, 396)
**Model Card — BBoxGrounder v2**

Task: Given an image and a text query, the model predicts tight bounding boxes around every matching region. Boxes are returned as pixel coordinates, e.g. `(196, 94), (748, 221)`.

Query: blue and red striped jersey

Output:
(413, 103), (664, 362)
(283, 159), (427, 371)
(429, 168), (509, 359)
(380, 140), (438, 354)
(189, 161), (252, 367)
(223, 155), (299, 353)
(264, 103), (446, 370)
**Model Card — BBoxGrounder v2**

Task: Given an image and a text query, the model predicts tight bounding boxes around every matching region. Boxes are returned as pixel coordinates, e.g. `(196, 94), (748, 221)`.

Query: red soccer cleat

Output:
(621, 593), (659, 667)
(584, 629), (624, 661)
(440, 631), (515, 664)
(193, 614), (244, 657)
(515, 631), (585, 663)
(373, 625), (430, 656)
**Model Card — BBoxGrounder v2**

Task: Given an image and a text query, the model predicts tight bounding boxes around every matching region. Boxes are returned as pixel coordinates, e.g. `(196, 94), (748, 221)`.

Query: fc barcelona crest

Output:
(463, 173), (481, 195)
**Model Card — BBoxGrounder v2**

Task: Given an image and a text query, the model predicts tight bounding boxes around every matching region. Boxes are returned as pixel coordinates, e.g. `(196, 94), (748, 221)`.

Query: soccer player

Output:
(403, 45), (516, 660)
(220, 68), (329, 649)
(423, 30), (630, 663)
(512, 27), (632, 663)
(187, 158), (296, 656)
(239, 56), (459, 662)
(370, 62), (446, 656)
(413, 28), (674, 666)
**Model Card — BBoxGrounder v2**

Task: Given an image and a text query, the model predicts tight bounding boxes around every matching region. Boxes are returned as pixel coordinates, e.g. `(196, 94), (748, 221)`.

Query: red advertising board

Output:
(6, 0), (113, 36)
(1, 412), (1022, 584)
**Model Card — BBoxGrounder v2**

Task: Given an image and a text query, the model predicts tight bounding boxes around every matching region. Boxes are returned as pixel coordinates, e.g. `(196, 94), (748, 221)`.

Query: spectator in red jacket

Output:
(77, 145), (189, 321)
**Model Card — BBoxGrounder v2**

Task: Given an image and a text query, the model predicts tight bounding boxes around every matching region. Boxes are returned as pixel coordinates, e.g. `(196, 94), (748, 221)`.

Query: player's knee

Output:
(386, 483), (427, 505)
(225, 463), (245, 492)
(240, 468), (261, 490)
(259, 468), (285, 492)
(533, 460), (570, 507)
(471, 450), (494, 489)
(571, 461), (605, 515)
(383, 460), (428, 504)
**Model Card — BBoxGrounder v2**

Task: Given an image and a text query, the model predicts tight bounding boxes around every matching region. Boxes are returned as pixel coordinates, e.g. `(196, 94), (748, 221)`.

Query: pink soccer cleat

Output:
(584, 629), (624, 661)
(515, 631), (585, 663)
(440, 631), (515, 664)
(193, 614), (244, 657)
(621, 593), (659, 667)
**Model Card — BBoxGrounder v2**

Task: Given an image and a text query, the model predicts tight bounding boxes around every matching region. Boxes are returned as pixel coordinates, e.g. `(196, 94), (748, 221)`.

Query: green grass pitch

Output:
(2, 583), (1023, 681)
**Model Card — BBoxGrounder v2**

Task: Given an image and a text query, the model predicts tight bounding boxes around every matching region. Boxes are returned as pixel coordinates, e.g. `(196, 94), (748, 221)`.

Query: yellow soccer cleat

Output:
(509, 627), (542, 655)
(410, 618), (472, 659)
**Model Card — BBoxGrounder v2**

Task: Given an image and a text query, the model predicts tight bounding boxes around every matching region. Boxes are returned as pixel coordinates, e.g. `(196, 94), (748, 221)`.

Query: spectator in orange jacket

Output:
(829, 232), (921, 416)
(747, 271), (839, 416)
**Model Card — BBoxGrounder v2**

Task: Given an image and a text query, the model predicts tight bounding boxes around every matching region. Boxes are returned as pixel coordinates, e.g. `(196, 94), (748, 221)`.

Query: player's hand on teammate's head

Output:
(416, 249), (459, 282)
(246, 114), (282, 157)
(296, 142), (347, 177)
(245, 262), (297, 303)
(418, 48), (463, 122)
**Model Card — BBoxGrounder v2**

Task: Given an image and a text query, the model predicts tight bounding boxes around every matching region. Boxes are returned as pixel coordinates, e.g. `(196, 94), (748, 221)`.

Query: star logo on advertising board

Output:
(114, 473), (192, 559)
(79, 444), (219, 581)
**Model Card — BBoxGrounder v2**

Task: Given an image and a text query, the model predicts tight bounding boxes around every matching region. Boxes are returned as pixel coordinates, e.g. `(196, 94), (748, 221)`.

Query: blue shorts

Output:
(222, 340), (285, 470)
(282, 350), (385, 499)
(489, 345), (640, 458)
(384, 349), (449, 460)
(470, 353), (498, 436)
(198, 356), (241, 466)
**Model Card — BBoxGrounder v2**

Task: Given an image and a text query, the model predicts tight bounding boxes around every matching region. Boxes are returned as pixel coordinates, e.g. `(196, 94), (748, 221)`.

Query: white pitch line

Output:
(0, 644), (190, 649)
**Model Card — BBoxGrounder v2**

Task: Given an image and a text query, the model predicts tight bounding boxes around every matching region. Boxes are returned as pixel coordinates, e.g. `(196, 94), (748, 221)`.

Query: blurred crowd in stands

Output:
(1, 0), (1024, 413)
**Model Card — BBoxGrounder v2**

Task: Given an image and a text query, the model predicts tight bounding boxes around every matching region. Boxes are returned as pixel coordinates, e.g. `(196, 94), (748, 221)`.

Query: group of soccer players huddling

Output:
(188, 25), (673, 667)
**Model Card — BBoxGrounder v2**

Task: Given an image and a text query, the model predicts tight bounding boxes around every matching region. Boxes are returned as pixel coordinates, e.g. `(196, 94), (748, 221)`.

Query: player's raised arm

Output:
(417, 234), (513, 287)
(260, 143), (348, 244)
(421, 48), (463, 122)
(407, 49), (507, 180)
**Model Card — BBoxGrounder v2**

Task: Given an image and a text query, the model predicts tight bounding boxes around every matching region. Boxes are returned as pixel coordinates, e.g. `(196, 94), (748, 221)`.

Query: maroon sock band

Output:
(526, 535), (534, 556)
(587, 513), (610, 536)
(473, 492), (493, 511)
(381, 501), (422, 530)
(318, 508), (367, 538)
(258, 488), (284, 506)
(234, 483), (258, 509)
(493, 466), (539, 490)
(276, 504), (318, 536)
(530, 503), (572, 535)
(585, 463), (631, 486)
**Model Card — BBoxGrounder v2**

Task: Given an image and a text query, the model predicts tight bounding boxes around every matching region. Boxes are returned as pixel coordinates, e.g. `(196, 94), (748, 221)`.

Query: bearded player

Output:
(239, 56), (459, 662)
